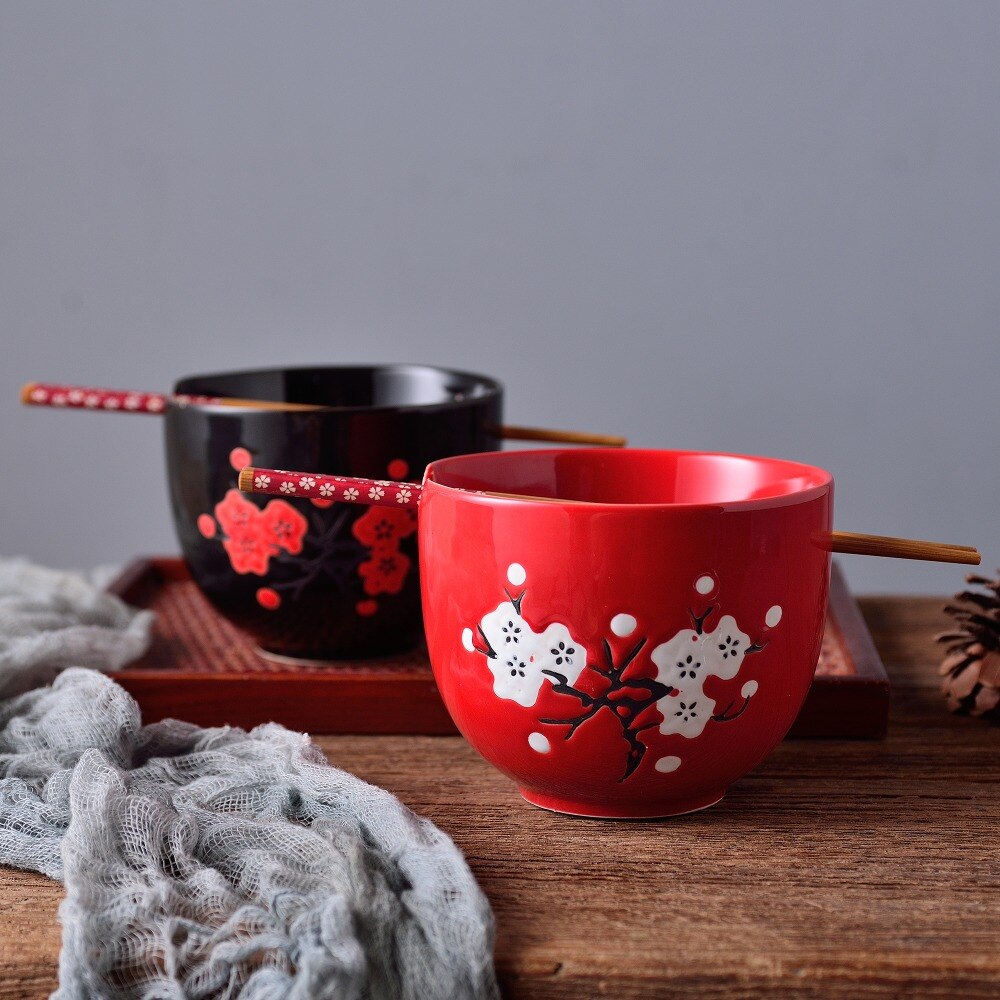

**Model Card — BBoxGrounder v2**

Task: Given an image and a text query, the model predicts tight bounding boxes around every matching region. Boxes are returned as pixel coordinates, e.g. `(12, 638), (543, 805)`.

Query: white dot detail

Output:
(507, 563), (526, 586)
(655, 755), (682, 773)
(741, 679), (759, 698)
(461, 628), (475, 652)
(695, 575), (715, 595)
(610, 613), (637, 637)
(765, 605), (783, 628)
(528, 732), (551, 754)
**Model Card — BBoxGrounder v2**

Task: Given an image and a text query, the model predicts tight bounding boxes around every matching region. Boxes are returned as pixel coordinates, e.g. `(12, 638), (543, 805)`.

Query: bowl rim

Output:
(170, 363), (504, 415)
(424, 447), (834, 512)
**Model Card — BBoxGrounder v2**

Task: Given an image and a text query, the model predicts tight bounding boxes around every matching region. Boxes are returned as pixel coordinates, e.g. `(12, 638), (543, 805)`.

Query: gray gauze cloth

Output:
(0, 559), (498, 999)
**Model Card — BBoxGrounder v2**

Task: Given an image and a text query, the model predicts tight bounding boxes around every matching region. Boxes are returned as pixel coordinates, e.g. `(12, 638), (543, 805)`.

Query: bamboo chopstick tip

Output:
(824, 530), (983, 566)
(237, 467), (255, 493)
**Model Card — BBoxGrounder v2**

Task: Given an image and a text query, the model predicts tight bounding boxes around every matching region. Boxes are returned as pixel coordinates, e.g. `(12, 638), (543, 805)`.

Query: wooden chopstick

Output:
(824, 531), (981, 565)
(239, 468), (982, 566)
(23, 381), (979, 566)
(494, 424), (627, 447)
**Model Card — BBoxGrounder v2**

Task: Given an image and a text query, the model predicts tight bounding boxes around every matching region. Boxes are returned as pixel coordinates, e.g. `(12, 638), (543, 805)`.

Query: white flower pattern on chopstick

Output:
(236, 467), (425, 510)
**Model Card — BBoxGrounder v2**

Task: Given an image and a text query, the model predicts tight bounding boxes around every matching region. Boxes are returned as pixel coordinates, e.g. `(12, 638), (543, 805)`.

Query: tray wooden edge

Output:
(788, 562), (891, 740)
(828, 561), (891, 686)
(113, 673), (459, 734)
(106, 556), (459, 733)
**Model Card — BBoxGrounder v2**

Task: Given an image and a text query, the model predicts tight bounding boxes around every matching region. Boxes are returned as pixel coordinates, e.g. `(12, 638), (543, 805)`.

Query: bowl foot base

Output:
(518, 787), (726, 819)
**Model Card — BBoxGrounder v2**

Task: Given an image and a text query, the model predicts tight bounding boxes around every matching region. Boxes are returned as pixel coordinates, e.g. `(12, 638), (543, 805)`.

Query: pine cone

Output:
(937, 572), (1000, 718)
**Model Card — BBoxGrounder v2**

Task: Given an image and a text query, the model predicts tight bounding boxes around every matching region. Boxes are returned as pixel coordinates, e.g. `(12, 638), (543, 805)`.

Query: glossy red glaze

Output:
(419, 449), (833, 818)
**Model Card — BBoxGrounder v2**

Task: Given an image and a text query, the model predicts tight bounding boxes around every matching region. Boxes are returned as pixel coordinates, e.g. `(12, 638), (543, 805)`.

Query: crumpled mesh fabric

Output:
(0, 558), (153, 701)
(0, 560), (498, 999)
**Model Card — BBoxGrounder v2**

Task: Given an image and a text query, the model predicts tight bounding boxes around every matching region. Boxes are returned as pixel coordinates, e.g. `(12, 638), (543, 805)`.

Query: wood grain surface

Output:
(1, 596), (997, 998)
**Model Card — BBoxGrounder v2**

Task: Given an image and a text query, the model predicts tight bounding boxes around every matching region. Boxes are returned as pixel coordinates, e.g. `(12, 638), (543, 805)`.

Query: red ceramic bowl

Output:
(418, 448), (833, 818)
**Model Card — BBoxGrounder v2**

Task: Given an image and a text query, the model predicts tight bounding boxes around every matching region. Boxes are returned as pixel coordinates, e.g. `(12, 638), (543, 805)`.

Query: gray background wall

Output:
(2, 1), (997, 593)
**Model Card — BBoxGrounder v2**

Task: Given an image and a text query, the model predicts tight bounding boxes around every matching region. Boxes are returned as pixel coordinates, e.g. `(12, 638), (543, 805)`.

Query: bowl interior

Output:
(174, 364), (501, 411)
(428, 448), (831, 506)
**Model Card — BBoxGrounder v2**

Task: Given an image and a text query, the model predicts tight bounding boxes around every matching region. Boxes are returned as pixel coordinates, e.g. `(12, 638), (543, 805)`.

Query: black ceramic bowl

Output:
(165, 365), (503, 659)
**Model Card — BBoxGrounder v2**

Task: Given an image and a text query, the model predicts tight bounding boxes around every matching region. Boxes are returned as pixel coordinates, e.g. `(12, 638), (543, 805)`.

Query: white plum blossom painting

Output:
(463, 564), (778, 781)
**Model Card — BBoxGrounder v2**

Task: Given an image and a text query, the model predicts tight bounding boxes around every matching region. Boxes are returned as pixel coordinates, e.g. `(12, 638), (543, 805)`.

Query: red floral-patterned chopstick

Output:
(20, 381), (628, 444)
(239, 467), (422, 508)
(22, 382), (177, 413)
(238, 466), (570, 507)
(20, 382), (321, 413)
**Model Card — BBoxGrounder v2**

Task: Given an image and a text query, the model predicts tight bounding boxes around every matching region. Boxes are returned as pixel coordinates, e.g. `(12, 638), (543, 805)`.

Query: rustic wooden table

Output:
(2, 596), (998, 998)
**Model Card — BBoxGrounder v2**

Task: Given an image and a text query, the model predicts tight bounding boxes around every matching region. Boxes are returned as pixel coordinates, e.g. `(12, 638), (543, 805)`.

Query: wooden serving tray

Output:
(108, 558), (889, 738)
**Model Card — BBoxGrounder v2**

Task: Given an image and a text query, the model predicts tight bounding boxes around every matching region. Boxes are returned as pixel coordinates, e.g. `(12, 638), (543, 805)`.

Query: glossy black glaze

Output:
(165, 365), (503, 659)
